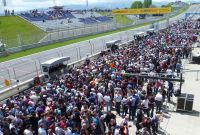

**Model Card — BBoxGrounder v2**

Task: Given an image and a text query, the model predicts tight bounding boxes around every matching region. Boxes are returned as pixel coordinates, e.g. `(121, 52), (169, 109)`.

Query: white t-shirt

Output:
(103, 95), (111, 103)
(114, 128), (120, 135)
(114, 94), (122, 103)
(142, 99), (149, 108)
(38, 127), (47, 135)
(97, 92), (104, 103)
(155, 93), (163, 101)
(24, 129), (33, 135)
(166, 69), (172, 76)
(65, 128), (72, 135)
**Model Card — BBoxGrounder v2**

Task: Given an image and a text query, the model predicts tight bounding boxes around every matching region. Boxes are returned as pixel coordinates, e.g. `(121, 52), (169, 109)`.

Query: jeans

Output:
(155, 100), (162, 113)
(122, 105), (128, 116)
(128, 106), (136, 120)
(115, 102), (121, 115)
(143, 108), (150, 117)
(176, 69), (180, 77)
(149, 104), (155, 117)
(167, 90), (173, 103)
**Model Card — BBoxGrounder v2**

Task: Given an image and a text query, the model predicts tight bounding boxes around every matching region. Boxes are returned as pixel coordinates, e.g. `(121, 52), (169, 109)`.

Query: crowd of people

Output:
(21, 9), (74, 21)
(0, 19), (199, 135)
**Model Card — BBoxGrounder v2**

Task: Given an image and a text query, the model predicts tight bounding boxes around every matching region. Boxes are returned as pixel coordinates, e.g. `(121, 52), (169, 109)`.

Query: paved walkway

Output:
(113, 57), (200, 135)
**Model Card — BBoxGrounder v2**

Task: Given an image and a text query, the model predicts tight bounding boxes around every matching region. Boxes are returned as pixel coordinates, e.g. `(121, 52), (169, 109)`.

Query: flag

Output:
(2, 0), (6, 7)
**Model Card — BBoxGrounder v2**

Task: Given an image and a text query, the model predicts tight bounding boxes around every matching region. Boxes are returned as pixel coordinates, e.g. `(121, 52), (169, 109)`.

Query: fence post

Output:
(93, 42), (95, 54)
(89, 40), (92, 54)
(13, 68), (17, 81)
(17, 34), (22, 48)
(102, 39), (105, 50)
(38, 59), (42, 71)
(34, 60), (39, 77)
(76, 47), (79, 60)
(79, 47), (81, 59)
(7, 69), (12, 87)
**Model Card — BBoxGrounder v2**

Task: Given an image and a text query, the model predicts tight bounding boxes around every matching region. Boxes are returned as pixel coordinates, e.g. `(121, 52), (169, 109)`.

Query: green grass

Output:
(0, 22), (149, 62)
(0, 16), (46, 48)
(98, 11), (134, 24)
(98, 11), (110, 16)
(155, 5), (189, 22)
(116, 15), (134, 24)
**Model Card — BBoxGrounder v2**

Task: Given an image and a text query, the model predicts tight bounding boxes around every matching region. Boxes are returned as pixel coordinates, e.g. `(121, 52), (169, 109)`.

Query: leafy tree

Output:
(149, 0), (152, 7)
(143, 0), (152, 8)
(143, 0), (149, 8)
(131, 1), (143, 9)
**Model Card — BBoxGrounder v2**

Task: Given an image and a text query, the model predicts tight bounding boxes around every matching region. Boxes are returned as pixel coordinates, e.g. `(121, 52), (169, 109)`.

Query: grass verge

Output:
(0, 16), (46, 48)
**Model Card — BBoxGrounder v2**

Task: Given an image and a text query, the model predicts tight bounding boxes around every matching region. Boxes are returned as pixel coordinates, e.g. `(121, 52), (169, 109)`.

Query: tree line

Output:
(131, 0), (152, 9)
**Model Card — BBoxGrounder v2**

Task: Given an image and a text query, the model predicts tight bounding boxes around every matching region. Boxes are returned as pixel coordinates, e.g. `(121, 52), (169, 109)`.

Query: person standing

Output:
(142, 97), (150, 117)
(176, 62), (181, 77)
(114, 92), (122, 115)
(24, 125), (33, 135)
(122, 96), (129, 117)
(38, 123), (47, 135)
(155, 89), (163, 113)
(148, 95), (155, 117)
(104, 93), (111, 112)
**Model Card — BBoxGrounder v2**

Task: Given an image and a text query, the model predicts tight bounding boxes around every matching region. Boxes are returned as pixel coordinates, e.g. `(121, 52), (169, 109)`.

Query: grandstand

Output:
(19, 8), (113, 32)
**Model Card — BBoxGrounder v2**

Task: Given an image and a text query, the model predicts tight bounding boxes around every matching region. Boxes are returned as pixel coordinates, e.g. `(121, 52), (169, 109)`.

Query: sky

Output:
(0, 0), (197, 13)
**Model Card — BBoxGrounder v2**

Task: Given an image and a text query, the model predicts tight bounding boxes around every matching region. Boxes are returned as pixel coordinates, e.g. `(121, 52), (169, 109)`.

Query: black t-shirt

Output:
(105, 113), (116, 125)
(73, 111), (81, 123)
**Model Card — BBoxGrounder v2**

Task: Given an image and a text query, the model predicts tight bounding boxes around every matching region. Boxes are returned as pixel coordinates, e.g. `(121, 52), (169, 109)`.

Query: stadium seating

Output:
(19, 10), (114, 31)
(95, 16), (112, 22)
(79, 17), (98, 24)
(20, 13), (49, 21)
(20, 10), (75, 21)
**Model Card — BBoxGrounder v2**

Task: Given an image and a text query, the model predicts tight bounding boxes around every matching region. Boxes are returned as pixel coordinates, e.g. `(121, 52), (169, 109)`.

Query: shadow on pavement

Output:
(176, 110), (200, 117)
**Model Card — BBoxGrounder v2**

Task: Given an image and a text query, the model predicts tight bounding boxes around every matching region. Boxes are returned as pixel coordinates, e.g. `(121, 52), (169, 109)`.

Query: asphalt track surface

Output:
(0, 4), (200, 90)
